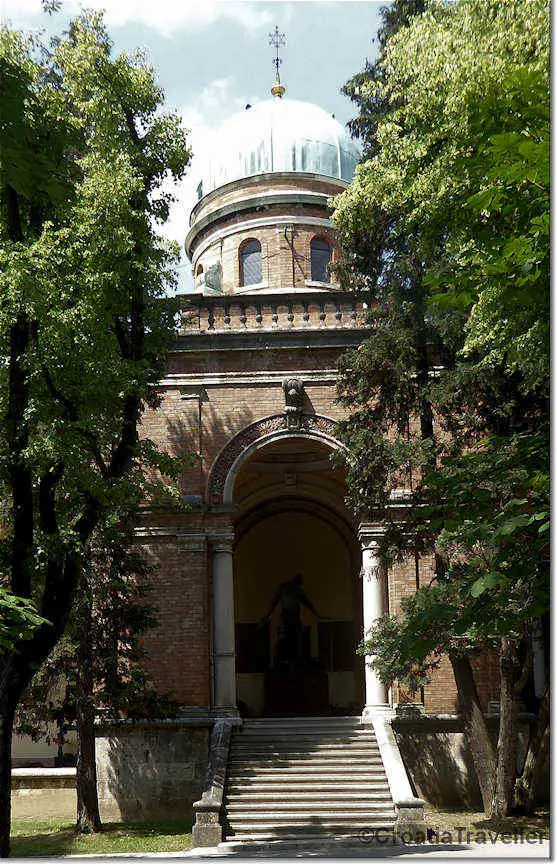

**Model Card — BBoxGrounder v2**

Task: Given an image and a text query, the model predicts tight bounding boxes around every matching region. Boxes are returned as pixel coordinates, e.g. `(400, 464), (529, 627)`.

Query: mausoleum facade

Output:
(136, 91), (498, 721)
(94, 83), (503, 831)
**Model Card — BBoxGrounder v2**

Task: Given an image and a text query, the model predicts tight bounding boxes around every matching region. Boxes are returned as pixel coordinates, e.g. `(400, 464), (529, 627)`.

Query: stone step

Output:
(242, 716), (361, 723)
(238, 724), (373, 729)
(227, 814), (397, 829)
(225, 790), (391, 808)
(230, 750), (381, 760)
(227, 781), (391, 793)
(222, 831), (396, 846)
(232, 745), (379, 753)
(226, 794), (391, 816)
(233, 742), (380, 748)
(231, 738), (379, 747)
(230, 765), (386, 773)
(225, 793), (391, 816)
(240, 726), (365, 731)
(229, 772), (387, 784)
(228, 758), (386, 769)
(224, 717), (395, 845)
(238, 722), (372, 730)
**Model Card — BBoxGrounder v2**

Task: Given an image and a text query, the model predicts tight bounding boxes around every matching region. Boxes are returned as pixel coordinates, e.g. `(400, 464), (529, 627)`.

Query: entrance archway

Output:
(230, 435), (364, 716)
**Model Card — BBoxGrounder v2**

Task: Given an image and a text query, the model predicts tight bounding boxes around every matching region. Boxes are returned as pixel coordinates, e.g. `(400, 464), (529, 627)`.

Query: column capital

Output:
(358, 523), (386, 550)
(210, 533), (235, 554)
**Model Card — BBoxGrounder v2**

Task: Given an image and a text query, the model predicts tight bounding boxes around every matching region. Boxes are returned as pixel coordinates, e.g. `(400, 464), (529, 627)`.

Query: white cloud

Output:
(158, 76), (253, 292)
(0, 0), (273, 35)
(176, 75), (252, 220)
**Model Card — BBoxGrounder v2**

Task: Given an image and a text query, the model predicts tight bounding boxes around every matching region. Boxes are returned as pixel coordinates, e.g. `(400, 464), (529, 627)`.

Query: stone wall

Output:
(95, 722), (209, 822)
(394, 715), (549, 809)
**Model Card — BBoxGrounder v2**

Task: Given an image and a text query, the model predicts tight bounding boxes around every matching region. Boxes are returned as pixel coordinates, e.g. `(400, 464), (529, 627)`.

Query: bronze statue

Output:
(261, 574), (324, 668)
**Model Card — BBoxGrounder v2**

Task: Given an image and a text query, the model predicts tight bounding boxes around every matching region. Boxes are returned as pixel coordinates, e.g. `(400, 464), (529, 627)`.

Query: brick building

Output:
(92, 84), (508, 832)
(136, 91), (494, 721)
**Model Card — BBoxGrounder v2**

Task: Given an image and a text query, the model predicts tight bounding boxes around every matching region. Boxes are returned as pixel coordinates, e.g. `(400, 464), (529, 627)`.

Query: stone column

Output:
(211, 534), (237, 714)
(359, 525), (389, 719)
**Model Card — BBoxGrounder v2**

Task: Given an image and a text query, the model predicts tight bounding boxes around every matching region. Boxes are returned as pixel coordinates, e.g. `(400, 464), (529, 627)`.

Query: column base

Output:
(361, 704), (393, 723)
(211, 707), (241, 723)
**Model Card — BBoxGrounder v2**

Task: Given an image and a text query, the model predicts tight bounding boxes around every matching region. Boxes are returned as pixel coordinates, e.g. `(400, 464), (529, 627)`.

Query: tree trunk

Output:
(76, 709), (101, 834)
(491, 637), (521, 818)
(514, 682), (549, 814)
(450, 652), (496, 815)
(0, 702), (15, 858)
(75, 581), (101, 834)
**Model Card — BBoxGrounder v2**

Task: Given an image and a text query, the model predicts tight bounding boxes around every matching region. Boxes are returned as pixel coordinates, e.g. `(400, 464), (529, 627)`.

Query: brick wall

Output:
(139, 350), (501, 713)
(194, 217), (340, 294)
(135, 164), (499, 716)
(138, 531), (210, 705)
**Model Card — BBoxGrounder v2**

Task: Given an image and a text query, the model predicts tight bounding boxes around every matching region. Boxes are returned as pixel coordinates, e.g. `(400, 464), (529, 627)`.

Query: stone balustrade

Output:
(177, 291), (366, 334)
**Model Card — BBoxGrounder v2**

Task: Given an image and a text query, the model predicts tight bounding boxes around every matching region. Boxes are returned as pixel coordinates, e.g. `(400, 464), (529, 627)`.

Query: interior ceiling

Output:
(233, 437), (350, 520)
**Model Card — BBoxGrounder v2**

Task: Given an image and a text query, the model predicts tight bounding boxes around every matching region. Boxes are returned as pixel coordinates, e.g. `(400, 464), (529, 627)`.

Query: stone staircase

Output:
(223, 716), (396, 843)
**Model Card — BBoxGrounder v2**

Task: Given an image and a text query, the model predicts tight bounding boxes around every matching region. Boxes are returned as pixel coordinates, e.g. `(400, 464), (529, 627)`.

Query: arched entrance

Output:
(230, 435), (364, 716)
(207, 418), (389, 719)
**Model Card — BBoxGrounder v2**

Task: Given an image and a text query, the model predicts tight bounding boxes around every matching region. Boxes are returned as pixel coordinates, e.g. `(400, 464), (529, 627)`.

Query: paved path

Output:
(67, 839), (550, 859)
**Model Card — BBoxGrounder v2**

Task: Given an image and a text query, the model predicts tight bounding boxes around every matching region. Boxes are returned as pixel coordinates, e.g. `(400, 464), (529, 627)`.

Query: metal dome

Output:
(197, 98), (360, 197)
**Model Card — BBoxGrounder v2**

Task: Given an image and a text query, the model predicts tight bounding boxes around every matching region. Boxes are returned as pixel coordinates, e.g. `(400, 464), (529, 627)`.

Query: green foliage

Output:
(16, 528), (179, 745)
(333, 0), (549, 690)
(342, 0), (427, 156)
(0, 25), (193, 857)
(0, 589), (49, 652)
(0, 11), (192, 657)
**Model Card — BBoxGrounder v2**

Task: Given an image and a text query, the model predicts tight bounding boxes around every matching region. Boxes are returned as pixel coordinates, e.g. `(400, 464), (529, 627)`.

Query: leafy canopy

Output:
(332, 0), (549, 681)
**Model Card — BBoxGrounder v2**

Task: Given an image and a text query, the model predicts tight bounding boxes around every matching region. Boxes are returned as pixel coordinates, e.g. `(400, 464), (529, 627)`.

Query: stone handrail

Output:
(178, 291), (365, 335)
(192, 719), (234, 847)
(368, 712), (426, 842)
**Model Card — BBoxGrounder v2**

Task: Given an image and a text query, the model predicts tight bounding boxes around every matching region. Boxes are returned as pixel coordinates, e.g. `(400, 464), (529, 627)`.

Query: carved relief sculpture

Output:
(282, 377), (304, 430)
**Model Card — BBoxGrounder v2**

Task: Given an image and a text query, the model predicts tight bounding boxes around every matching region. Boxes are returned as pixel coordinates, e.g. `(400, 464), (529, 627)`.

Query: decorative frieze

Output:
(207, 413), (339, 504)
(177, 534), (207, 553)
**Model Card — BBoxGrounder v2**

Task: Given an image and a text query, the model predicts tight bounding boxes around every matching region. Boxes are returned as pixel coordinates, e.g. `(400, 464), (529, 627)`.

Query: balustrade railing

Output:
(178, 291), (366, 334)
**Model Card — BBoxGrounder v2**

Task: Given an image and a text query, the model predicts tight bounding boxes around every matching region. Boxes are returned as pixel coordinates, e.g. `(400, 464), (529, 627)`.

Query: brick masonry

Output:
(135, 169), (499, 718)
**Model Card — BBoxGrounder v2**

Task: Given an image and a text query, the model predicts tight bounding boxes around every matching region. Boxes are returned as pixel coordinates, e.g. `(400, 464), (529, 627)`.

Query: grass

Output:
(10, 818), (193, 857)
(9, 809), (549, 855)
(425, 806), (550, 842)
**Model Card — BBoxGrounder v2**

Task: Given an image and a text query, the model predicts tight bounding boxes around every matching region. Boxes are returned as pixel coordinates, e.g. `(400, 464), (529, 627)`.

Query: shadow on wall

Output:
(395, 718), (549, 810)
(95, 724), (209, 822)
(166, 403), (256, 498)
(395, 729), (482, 810)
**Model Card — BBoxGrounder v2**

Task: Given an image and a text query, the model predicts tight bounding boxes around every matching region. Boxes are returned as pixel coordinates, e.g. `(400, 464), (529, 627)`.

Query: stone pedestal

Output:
(264, 668), (329, 716)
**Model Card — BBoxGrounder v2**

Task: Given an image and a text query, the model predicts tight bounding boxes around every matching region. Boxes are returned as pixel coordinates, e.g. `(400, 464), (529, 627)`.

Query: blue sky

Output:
(2, 1), (382, 290)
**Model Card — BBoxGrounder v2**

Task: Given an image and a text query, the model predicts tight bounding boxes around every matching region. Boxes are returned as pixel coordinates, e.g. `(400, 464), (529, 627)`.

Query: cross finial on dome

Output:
(268, 25), (286, 98)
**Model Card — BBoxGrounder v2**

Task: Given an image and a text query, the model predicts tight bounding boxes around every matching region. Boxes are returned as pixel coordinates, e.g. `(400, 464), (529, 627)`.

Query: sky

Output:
(1, 0), (382, 291)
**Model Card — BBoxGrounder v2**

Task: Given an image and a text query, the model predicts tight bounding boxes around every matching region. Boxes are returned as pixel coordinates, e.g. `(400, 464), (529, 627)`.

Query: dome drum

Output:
(185, 97), (360, 298)
(192, 220), (340, 296)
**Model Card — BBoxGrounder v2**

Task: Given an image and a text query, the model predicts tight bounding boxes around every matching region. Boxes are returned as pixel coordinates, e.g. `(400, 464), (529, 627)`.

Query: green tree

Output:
(333, 0), (549, 818)
(16, 522), (180, 832)
(0, 14), (190, 854)
(0, 590), (48, 653)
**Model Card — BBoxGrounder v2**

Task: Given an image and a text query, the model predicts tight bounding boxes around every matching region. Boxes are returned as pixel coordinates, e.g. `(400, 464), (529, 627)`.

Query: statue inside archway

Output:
(261, 573), (324, 669)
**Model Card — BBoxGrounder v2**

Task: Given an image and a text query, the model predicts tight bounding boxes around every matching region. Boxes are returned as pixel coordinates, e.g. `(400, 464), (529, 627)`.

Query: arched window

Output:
(310, 237), (331, 283)
(196, 263), (203, 277)
(240, 239), (262, 286)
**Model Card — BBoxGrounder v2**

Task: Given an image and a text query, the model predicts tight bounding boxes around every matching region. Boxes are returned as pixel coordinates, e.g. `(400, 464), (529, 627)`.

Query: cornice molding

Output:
(188, 214), (333, 262)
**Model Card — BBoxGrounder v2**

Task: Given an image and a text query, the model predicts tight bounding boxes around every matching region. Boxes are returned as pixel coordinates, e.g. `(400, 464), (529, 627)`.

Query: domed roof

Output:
(197, 98), (360, 198)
